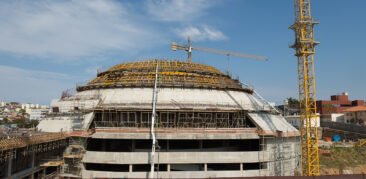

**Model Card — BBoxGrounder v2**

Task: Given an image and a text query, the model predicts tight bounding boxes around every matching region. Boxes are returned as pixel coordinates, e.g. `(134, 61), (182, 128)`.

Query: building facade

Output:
(29, 108), (49, 121)
(38, 60), (301, 178)
(316, 93), (364, 115)
(344, 106), (366, 126)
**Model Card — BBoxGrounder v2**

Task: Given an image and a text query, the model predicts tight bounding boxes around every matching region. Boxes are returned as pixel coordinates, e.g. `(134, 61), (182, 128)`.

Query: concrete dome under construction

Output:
(77, 61), (250, 92)
(38, 60), (301, 178)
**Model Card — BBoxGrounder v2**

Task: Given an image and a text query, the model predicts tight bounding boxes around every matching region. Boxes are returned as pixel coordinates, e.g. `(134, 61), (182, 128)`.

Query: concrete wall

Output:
(345, 111), (366, 125)
(321, 121), (366, 134)
(82, 170), (270, 178)
(52, 88), (271, 112)
(264, 136), (301, 176)
(83, 151), (270, 164)
(79, 136), (300, 178)
(92, 132), (259, 140)
(37, 118), (81, 132)
(321, 113), (344, 123)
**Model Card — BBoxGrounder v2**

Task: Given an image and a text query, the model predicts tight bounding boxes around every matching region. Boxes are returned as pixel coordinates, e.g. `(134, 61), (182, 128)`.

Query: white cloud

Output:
(146, 0), (213, 22)
(175, 25), (227, 41)
(0, 0), (159, 60)
(0, 65), (74, 104)
(0, 65), (72, 80)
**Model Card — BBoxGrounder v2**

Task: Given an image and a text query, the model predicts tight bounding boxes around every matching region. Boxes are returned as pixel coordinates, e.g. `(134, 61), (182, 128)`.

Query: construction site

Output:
(33, 60), (301, 178)
(0, 0), (365, 179)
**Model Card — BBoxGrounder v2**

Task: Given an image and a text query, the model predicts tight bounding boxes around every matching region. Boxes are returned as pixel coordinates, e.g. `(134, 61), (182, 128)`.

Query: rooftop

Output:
(344, 106), (366, 112)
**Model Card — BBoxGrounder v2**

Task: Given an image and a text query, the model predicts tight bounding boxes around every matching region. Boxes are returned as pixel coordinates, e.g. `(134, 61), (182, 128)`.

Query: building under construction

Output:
(37, 60), (301, 178)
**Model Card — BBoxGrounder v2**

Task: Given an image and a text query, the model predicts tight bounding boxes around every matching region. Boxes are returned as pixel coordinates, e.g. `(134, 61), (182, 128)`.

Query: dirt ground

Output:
(319, 146), (366, 175)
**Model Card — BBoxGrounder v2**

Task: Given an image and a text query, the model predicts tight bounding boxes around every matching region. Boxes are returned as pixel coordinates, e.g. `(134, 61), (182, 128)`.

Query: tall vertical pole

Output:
(149, 60), (159, 178)
(187, 36), (192, 63)
(6, 155), (12, 178)
(31, 150), (35, 179)
(290, 0), (320, 176)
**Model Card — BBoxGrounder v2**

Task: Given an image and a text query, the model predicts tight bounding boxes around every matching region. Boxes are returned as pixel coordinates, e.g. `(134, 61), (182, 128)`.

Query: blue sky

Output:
(0, 0), (365, 105)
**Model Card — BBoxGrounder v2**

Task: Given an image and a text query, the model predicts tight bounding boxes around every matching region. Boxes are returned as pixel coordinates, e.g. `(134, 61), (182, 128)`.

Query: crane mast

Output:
(290, 0), (320, 176)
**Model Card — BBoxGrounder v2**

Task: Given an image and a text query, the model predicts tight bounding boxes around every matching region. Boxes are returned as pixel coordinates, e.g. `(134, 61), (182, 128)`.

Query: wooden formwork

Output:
(0, 132), (66, 152)
(0, 132), (67, 163)
(77, 60), (253, 93)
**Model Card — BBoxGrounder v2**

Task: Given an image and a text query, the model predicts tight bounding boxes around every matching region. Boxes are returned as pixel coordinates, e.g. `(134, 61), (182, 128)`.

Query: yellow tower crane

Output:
(290, 0), (320, 176)
(171, 37), (268, 65)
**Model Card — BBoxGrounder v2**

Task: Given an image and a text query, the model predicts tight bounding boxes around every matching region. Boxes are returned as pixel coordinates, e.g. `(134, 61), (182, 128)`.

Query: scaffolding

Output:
(257, 134), (301, 176)
(77, 60), (253, 93)
(92, 110), (255, 129)
(58, 109), (90, 178)
(0, 132), (67, 179)
(61, 137), (87, 177)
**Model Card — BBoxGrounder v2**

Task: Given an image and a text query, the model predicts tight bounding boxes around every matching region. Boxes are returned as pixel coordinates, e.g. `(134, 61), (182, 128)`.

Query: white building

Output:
(22, 103), (48, 114)
(0, 101), (5, 107)
(284, 114), (320, 129)
(29, 108), (49, 121)
(320, 113), (344, 123)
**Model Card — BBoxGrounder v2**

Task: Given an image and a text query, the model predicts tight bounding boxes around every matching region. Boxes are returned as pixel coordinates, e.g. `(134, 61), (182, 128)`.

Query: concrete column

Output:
(5, 157), (12, 178)
(42, 168), (46, 179)
(204, 163), (207, 172)
(31, 151), (35, 179)
(129, 164), (133, 173)
(240, 163), (243, 171)
(167, 164), (170, 173)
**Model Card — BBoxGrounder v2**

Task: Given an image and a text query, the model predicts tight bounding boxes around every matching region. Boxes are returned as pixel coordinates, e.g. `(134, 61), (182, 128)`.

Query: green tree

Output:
(19, 109), (26, 115)
(287, 97), (300, 106)
(12, 118), (27, 128)
(2, 117), (9, 124)
(27, 120), (39, 128)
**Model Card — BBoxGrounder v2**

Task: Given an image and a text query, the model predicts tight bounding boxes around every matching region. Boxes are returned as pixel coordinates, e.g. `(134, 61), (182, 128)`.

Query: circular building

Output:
(38, 60), (301, 178)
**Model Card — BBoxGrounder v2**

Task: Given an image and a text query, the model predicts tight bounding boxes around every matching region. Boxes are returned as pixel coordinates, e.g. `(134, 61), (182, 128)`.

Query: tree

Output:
(12, 118), (27, 128)
(19, 109), (26, 115)
(287, 97), (299, 106)
(2, 117), (9, 124)
(27, 120), (39, 128)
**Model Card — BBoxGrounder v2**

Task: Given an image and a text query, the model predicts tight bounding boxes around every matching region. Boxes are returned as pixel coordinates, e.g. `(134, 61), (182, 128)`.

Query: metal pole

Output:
(227, 54), (230, 75)
(149, 61), (159, 178)
(187, 36), (192, 63)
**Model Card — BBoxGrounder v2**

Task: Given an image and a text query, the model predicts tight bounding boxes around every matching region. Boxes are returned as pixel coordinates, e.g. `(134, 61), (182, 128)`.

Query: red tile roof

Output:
(344, 106), (366, 112)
